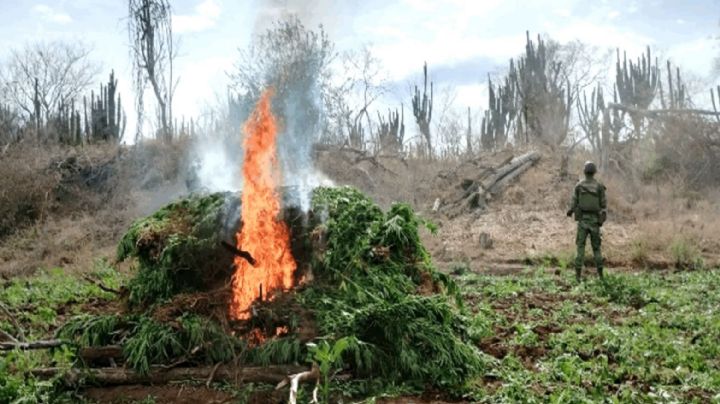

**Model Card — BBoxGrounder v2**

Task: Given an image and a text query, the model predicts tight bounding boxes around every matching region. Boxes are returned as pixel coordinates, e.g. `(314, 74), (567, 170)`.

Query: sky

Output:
(0, 0), (718, 140)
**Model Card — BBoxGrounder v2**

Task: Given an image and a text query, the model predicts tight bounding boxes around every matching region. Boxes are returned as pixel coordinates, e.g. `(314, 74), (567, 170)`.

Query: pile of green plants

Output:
(59, 186), (483, 395)
(116, 192), (238, 308)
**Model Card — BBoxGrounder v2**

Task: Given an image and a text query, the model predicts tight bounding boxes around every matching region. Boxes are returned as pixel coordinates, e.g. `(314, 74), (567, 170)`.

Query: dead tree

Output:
(614, 46), (658, 139)
(412, 62), (433, 157)
(0, 41), (99, 141)
(128, 0), (175, 143)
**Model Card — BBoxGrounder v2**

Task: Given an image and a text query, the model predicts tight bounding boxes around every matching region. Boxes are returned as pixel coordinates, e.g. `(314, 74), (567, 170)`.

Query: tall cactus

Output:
(87, 71), (125, 142)
(659, 60), (686, 110)
(465, 106), (472, 155)
(412, 62), (433, 157)
(615, 46), (658, 138)
(481, 68), (518, 150)
(512, 31), (570, 146)
(347, 118), (364, 149)
(377, 107), (405, 153)
(711, 86), (720, 124)
(578, 85), (611, 170)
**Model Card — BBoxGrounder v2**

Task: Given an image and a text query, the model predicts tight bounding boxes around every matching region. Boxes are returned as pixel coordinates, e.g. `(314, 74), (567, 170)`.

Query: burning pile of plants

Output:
(55, 91), (484, 399)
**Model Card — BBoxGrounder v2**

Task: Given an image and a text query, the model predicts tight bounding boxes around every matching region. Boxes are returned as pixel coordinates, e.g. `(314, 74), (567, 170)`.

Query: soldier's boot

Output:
(575, 267), (582, 283)
(597, 267), (604, 280)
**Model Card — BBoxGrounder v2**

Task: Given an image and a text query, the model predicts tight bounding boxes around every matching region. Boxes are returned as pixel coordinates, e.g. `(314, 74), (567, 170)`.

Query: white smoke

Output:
(192, 137), (242, 192)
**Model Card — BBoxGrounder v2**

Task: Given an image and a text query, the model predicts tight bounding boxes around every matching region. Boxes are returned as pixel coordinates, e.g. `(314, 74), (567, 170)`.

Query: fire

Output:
(230, 89), (297, 320)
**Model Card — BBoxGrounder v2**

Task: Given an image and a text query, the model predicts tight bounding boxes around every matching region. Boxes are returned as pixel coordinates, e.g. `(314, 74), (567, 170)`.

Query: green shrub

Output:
(668, 237), (703, 270)
(630, 239), (650, 266)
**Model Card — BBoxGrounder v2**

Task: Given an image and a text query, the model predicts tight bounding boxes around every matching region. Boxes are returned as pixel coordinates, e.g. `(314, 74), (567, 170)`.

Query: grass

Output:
(3, 257), (720, 402)
(0, 261), (125, 404)
(457, 267), (720, 403)
(669, 237), (704, 270)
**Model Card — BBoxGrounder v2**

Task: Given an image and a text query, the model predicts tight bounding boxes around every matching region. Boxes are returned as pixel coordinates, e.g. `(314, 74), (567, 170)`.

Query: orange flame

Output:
(230, 89), (297, 320)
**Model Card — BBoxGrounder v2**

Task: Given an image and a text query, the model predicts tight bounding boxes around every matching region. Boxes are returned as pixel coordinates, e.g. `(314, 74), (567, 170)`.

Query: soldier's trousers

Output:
(575, 221), (603, 272)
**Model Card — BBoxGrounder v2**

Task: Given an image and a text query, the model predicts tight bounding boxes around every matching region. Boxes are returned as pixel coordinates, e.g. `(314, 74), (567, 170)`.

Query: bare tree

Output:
(547, 39), (612, 112)
(0, 41), (100, 129)
(321, 45), (389, 150)
(343, 46), (388, 148)
(128, 0), (176, 143)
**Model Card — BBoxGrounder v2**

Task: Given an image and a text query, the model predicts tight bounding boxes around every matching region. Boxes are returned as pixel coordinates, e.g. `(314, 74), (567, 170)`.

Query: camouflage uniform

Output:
(567, 164), (607, 281)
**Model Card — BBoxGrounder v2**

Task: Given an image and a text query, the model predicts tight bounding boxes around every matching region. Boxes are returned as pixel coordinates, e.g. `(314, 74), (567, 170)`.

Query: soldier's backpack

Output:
(576, 181), (601, 212)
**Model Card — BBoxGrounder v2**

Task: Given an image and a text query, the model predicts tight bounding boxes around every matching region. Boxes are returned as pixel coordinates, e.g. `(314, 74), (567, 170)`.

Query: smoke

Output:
(251, 0), (355, 38)
(190, 10), (337, 212)
(192, 136), (242, 193)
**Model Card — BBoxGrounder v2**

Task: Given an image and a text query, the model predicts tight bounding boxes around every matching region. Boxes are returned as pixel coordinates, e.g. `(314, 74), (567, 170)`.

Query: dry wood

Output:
(488, 159), (535, 194)
(82, 275), (122, 295)
(0, 339), (63, 351)
(276, 364), (320, 404)
(78, 345), (123, 361)
(481, 151), (540, 191)
(32, 364), (308, 386)
(441, 151), (540, 217)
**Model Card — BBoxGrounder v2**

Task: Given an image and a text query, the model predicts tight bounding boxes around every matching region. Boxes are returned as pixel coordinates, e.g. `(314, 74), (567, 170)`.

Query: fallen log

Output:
(481, 151), (540, 191)
(441, 151), (540, 217)
(78, 345), (123, 361)
(488, 159), (535, 194)
(0, 339), (63, 351)
(32, 364), (309, 386)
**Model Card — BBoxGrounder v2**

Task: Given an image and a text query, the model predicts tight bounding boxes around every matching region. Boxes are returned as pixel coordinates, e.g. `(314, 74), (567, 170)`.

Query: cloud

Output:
(667, 36), (716, 77)
(174, 0), (221, 33)
(32, 4), (72, 24)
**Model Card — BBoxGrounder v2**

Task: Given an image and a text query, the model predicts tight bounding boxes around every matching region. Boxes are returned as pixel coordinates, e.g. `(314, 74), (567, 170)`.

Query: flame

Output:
(230, 89), (297, 320)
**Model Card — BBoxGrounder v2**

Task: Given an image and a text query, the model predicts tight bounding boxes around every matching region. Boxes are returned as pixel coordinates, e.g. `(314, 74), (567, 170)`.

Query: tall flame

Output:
(230, 89), (296, 320)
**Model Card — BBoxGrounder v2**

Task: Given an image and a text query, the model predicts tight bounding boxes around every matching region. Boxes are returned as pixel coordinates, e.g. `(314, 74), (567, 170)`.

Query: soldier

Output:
(567, 161), (607, 282)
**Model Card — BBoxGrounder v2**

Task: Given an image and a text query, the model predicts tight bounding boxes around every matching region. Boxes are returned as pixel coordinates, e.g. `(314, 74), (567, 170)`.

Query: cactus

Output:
(87, 70), (125, 142)
(578, 85), (612, 170)
(659, 60), (687, 110)
(465, 106), (472, 155)
(481, 69), (518, 150)
(347, 118), (364, 149)
(377, 107), (405, 153)
(615, 46), (658, 138)
(512, 32), (570, 146)
(411, 62), (433, 157)
(711, 86), (720, 124)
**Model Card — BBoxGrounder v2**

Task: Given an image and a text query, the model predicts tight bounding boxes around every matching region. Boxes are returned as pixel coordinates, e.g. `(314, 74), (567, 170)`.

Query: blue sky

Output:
(0, 0), (718, 137)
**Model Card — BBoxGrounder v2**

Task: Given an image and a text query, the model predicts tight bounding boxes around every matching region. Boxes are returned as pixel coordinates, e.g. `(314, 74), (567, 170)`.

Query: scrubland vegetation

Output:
(1, 2), (720, 403)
